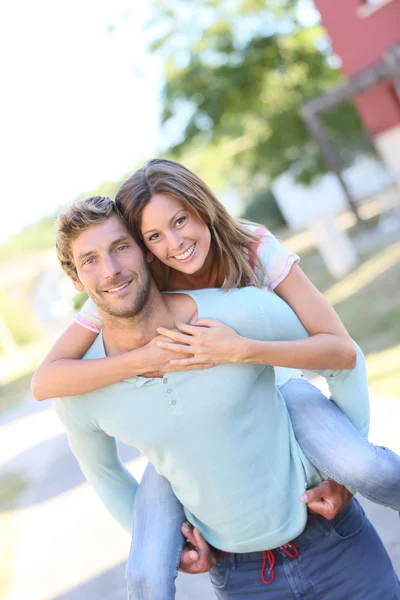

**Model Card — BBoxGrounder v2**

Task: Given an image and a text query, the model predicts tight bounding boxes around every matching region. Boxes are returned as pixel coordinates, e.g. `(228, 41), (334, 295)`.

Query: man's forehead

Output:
(73, 216), (137, 256)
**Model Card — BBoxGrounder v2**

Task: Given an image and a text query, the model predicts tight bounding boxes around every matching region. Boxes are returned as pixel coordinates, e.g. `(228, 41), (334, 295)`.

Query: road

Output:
(1, 393), (399, 600)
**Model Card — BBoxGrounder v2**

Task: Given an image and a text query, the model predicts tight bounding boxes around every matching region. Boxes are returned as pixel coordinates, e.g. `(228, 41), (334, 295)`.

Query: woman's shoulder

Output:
(242, 222), (300, 290)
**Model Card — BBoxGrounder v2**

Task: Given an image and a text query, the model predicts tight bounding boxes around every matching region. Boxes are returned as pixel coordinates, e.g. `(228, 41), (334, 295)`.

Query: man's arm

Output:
(256, 291), (370, 438)
(53, 400), (138, 533)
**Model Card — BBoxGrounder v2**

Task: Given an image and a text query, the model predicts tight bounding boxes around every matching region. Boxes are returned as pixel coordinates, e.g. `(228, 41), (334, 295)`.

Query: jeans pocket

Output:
(209, 564), (230, 590)
(330, 500), (366, 540)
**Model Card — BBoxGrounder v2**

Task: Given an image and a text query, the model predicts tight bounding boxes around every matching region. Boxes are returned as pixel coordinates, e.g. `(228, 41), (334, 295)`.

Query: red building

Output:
(314, 0), (400, 183)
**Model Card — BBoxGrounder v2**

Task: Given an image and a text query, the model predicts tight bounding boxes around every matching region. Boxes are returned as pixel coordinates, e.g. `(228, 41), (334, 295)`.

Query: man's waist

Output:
(213, 498), (358, 562)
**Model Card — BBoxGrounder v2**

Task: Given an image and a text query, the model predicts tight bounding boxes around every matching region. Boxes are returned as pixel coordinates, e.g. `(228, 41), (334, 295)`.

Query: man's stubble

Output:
(88, 256), (154, 327)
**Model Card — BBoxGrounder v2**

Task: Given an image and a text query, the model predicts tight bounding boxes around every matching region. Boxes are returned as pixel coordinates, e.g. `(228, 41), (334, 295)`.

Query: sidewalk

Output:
(1, 393), (399, 600)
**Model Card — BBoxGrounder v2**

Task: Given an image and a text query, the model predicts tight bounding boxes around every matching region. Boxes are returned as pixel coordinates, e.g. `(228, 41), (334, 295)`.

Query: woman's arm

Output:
(31, 323), (212, 401)
(156, 264), (356, 371)
(31, 323), (144, 401)
(239, 263), (356, 369)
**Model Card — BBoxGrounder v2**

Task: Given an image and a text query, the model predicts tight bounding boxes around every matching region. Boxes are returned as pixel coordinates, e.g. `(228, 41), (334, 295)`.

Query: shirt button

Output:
(163, 378), (168, 384)
(171, 400), (177, 406)
(167, 389), (172, 394)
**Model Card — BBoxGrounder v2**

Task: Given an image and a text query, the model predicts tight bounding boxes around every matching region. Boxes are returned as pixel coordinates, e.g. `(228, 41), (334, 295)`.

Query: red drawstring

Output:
(217, 540), (300, 587)
(280, 542), (299, 559)
(261, 543), (299, 585)
(261, 550), (276, 584)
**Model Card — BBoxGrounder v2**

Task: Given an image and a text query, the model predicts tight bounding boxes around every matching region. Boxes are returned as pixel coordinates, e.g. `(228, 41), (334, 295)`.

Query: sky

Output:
(1, 0), (162, 243)
(0, 0), (321, 245)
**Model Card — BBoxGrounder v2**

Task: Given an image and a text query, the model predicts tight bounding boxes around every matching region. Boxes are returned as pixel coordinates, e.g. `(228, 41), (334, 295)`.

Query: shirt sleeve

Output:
(53, 399), (138, 533)
(252, 227), (300, 290)
(74, 297), (103, 333)
(256, 290), (370, 438)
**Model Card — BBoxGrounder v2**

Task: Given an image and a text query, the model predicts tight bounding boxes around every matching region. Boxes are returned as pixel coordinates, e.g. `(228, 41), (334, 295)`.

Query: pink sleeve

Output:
(74, 298), (103, 333)
(253, 228), (300, 290)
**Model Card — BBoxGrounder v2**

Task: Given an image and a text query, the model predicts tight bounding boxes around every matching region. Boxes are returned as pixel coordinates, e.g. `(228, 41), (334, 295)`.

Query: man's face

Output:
(71, 215), (152, 319)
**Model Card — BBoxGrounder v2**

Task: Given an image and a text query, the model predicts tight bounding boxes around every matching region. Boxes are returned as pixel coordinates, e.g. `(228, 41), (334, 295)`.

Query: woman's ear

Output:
(145, 250), (155, 264)
(70, 275), (84, 292)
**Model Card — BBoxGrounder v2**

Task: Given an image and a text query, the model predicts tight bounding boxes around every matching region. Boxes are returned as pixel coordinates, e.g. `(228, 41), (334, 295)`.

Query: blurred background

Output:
(0, 1), (399, 598)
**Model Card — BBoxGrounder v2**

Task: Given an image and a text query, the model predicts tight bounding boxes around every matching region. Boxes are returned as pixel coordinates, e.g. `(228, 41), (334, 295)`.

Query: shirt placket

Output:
(162, 375), (182, 415)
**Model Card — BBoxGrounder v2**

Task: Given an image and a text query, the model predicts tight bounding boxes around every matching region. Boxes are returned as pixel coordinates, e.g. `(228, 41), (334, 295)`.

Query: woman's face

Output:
(140, 193), (212, 274)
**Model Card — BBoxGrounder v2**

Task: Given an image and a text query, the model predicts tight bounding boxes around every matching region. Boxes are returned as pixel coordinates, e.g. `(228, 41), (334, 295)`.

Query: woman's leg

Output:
(126, 462), (185, 600)
(280, 378), (400, 511)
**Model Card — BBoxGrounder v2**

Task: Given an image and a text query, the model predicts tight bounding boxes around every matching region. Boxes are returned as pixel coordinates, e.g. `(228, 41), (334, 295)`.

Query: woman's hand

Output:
(140, 334), (216, 377)
(156, 319), (244, 367)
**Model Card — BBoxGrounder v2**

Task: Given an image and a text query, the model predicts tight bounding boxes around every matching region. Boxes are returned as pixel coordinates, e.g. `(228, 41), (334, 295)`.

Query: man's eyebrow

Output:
(109, 235), (132, 249)
(142, 210), (185, 235)
(77, 236), (132, 262)
(77, 249), (97, 262)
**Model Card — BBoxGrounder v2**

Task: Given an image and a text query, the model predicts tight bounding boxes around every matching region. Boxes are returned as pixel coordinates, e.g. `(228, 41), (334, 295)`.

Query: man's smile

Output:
(103, 280), (132, 294)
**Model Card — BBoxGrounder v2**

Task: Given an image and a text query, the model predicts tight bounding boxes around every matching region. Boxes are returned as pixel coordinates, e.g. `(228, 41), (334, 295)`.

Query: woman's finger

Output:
(170, 357), (207, 366)
(157, 328), (193, 344)
(157, 342), (194, 354)
(190, 318), (221, 328)
(174, 321), (204, 335)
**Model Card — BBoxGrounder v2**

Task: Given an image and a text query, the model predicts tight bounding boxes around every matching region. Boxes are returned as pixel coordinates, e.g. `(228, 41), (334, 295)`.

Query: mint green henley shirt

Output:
(53, 287), (369, 552)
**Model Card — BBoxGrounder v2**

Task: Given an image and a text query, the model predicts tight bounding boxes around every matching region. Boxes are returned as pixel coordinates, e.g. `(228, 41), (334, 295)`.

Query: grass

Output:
(299, 228), (400, 398)
(0, 373), (33, 416)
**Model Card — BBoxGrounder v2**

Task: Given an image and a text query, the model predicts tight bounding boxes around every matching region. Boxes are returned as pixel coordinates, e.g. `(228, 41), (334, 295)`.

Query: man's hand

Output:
(299, 480), (353, 520)
(179, 522), (217, 574)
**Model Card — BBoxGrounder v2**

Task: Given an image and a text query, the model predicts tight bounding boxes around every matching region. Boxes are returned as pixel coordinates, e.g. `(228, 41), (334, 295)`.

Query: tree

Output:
(147, 0), (366, 185)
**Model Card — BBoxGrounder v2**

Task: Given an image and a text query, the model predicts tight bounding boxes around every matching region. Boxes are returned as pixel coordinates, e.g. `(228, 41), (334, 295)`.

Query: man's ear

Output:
(70, 275), (84, 293)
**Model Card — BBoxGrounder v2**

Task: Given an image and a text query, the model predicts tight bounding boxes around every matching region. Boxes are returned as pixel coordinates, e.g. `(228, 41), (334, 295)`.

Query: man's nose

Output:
(102, 254), (121, 278)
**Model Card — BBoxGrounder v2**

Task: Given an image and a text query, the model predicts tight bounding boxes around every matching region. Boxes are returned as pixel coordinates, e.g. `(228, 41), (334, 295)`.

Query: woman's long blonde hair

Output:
(115, 158), (265, 290)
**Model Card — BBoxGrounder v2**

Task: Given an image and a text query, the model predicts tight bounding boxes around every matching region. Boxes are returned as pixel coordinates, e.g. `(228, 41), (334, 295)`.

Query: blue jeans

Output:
(210, 498), (400, 599)
(126, 378), (400, 599)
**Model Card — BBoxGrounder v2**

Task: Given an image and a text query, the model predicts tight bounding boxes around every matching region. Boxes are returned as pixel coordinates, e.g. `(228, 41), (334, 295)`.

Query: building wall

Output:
(314, 0), (400, 135)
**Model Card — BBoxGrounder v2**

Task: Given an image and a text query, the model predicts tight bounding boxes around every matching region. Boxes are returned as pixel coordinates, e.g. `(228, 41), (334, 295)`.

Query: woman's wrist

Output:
(233, 338), (273, 364)
(231, 336), (262, 363)
(121, 347), (149, 377)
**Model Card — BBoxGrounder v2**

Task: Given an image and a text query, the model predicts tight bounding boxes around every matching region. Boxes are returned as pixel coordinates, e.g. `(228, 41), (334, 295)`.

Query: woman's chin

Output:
(169, 257), (205, 274)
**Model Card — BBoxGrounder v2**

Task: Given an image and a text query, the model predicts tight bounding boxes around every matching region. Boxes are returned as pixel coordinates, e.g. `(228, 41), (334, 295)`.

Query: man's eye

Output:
(116, 245), (128, 252)
(83, 258), (94, 265)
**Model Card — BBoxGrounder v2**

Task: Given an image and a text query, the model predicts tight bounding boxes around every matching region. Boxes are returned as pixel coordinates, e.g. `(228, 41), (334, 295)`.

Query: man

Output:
(53, 196), (400, 599)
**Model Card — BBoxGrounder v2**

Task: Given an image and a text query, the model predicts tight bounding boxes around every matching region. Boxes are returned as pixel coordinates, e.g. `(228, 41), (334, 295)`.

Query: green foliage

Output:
(73, 291), (88, 311)
(241, 188), (285, 230)
(147, 0), (366, 184)
(0, 290), (39, 347)
(0, 216), (56, 265)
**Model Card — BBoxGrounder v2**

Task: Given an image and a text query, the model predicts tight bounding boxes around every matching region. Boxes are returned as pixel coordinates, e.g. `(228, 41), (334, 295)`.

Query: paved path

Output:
(1, 393), (399, 600)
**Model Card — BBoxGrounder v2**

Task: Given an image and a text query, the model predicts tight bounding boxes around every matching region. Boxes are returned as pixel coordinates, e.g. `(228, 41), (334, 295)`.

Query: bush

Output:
(241, 188), (286, 231)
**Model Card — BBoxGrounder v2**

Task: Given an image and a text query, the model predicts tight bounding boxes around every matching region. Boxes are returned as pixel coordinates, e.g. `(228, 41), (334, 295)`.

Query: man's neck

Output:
(100, 288), (196, 357)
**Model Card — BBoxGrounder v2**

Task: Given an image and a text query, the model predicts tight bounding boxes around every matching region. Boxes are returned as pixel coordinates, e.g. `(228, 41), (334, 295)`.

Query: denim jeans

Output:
(125, 377), (400, 599)
(281, 377), (400, 510)
(210, 498), (400, 599)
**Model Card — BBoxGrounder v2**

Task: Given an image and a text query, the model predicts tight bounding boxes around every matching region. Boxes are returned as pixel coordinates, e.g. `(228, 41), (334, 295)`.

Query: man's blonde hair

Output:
(56, 196), (122, 278)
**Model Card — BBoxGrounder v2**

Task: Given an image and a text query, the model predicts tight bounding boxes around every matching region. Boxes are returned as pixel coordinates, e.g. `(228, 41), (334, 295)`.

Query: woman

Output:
(32, 158), (400, 600)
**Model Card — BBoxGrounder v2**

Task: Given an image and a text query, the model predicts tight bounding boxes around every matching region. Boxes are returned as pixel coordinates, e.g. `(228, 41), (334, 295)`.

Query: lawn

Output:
(299, 228), (400, 398)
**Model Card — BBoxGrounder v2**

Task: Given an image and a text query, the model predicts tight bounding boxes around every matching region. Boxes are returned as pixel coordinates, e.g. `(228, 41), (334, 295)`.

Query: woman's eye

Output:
(148, 233), (160, 242)
(175, 216), (187, 227)
(83, 258), (94, 266)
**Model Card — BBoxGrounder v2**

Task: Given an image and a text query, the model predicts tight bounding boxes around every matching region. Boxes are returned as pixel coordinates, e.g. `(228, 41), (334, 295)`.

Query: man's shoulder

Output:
(82, 332), (105, 360)
(52, 392), (99, 431)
